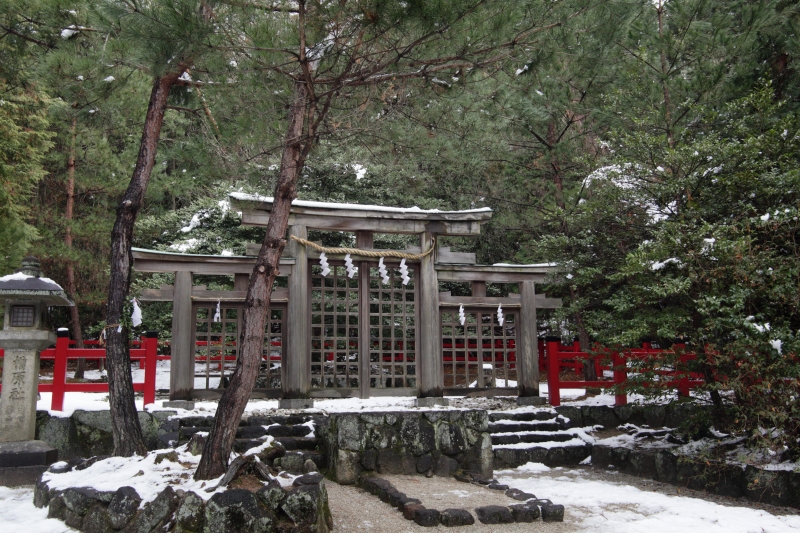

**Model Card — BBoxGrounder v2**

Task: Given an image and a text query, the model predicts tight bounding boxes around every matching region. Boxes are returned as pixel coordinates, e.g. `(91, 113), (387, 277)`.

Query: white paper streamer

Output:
(497, 303), (504, 327)
(131, 298), (142, 327)
(319, 252), (330, 277)
(399, 258), (410, 285)
(378, 257), (390, 285)
(458, 304), (466, 326)
(213, 300), (221, 323)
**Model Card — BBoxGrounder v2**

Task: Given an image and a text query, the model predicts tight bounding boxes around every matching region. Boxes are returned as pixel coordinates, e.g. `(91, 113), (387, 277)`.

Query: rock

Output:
(384, 489), (407, 508)
(488, 483), (509, 491)
(205, 489), (274, 533)
(187, 433), (206, 456)
(434, 455), (458, 477)
(107, 486), (142, 529)
(293, 472), (324, 486)
(454, 472), (472, 483)
(541, 503), (565, 522)
(402, 503), (425, 521)
(361, 448), (377, 471)
(304, 458), (318, 473)
(334, 449), (361, 484)
(505, 488), (536, 501)
(367, 426), (397, 450)
(62, 487), (110, 516)
(173, 491), (205, 533)
(416, 454), (433, 474)
(462, 410), (489, 432)
(399, 415), (435, 455)
(254, 439), (286, 464)
(47, 493), (67, 520)
(475, 505), (514, 524)
(377, 448), (405, 475)
(509, 503), (540, 522)
(336, 414), (366, 451)
(64, 508), (84, 529)
(121, 486), (180, 533)
(359, 476), (392, 497)
(644, 405), (667, 427)
(279, 451), (305, 473)
(154, 450), (178, 464)
(282, 483), (321, 527)
(34, 478), (53, 508)
(82, 503), (114, 533)
(414, 508), (441, 527)
(256, 480), (286, 512)
(439, 508), (475, 527)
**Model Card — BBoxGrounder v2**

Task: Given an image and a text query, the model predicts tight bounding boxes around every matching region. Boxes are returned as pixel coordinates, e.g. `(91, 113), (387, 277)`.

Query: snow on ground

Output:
(497, 462), (800, 533)
(0, 486), (74, 532)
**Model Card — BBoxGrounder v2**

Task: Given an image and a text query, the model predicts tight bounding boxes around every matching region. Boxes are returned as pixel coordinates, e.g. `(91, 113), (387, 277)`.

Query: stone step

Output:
(488, 410), (560, 423)
(493, 443), (591, 469)
(266, 424), (314, 438)
(491, 432), (577, 446)
(248, 415), (319, 426)
(277, 450), (327, 472)
(488, 420), (564, 433)
(274, 437), (318, 451)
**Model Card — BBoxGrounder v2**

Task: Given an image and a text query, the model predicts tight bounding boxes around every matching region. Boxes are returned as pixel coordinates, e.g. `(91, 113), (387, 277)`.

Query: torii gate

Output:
(134, 196), (560, 408)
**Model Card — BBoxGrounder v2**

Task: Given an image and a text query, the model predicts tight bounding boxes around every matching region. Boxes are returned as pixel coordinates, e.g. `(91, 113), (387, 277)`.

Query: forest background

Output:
(1, 0), (799, 459)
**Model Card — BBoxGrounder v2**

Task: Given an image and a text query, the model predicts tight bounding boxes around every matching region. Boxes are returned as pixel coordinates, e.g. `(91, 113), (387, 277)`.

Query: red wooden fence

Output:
(545, 337), (704, 406)
(0, 331), (158, 411)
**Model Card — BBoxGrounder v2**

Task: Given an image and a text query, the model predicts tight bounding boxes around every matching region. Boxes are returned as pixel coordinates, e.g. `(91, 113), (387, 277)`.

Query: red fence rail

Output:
(545, 337), (704, 406)
(0, 331), (158, 411)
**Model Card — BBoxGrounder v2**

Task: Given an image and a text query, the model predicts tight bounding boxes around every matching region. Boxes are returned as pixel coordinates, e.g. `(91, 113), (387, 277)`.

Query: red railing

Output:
(545, 338), (704, 406)
(0, 331), (158, 411)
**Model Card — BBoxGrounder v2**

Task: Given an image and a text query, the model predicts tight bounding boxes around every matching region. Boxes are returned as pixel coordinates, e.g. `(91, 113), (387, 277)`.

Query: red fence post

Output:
(546, 337), (562, 406)
(51, 330), (70, 411)
(613, 350), (628, 406)
(143, 331), (158, 406)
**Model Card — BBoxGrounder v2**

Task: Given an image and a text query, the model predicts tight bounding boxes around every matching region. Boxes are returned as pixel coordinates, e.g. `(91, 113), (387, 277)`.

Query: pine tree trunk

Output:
(106, 70), (183, 457)
(65, 115), (87, 378)
(195, 82), (309, 480)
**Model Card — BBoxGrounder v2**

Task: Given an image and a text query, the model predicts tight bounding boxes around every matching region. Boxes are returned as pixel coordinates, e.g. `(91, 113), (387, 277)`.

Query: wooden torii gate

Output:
(135, 196), (560, 407)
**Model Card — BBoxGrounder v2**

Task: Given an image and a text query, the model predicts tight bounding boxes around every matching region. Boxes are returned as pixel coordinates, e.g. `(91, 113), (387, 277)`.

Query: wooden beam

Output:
(132, 247), (294, 275)
(285, 226), (310, 400)
(438, 247), (477, 265)
(241, 212), (485, 236)
(139, 286), (288, 303)
(170, 271), (194, 401)
(418, 231), (442, 398)
(518, 281), (540, 398)
(357, 231), (373, 399)
(437, 292), (562, 309)
(435, 270), (549, 283)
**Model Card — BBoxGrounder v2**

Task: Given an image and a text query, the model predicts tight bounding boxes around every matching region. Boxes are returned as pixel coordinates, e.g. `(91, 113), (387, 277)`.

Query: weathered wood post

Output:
(357, 231), (373, 399)
(417, 230), (447, 406)
(169, 270), (194, 401)
(517, 280), (545, 405)
(281, 225), (313, 408)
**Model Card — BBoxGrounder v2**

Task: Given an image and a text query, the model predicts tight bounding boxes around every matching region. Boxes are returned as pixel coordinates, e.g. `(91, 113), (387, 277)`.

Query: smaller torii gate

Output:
(135, 196), (560, 407)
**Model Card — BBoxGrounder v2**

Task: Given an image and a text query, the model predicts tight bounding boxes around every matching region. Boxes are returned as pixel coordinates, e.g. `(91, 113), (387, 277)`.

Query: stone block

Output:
(475, 505), (514, 524)
(506, 488), (536, 501)
(439, 508), (475, 526)
(0, 440), (57, 468)
(120, 486), (179, 533)
(415, 397), (449, 408)
(510, 503), (540, 522)
(206, 489), (274, 533)
(278, 398), (314, 410)
(516, 396), (547, 406)
(174, 491), (205, 532)
(334, 450), (361, 484)
(161, 400), (195, 410)
(541, 503), (565, 522)
(434, 455), (458, 477)
(402, 502), (425, 520)
(82, 503), (114, 533)
(336, 414), (366, 451)
(414, 508), (441, 527)
(643, 405), (666, 427)
(416, 454), (433, 474)
(107, 486), (142, 529)
(399, 415), (435, 455)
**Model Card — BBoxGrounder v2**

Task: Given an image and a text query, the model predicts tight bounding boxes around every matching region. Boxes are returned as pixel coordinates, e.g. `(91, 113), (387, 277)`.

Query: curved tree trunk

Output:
(105, 70), (183, 457)
(195, 82), (309, 480)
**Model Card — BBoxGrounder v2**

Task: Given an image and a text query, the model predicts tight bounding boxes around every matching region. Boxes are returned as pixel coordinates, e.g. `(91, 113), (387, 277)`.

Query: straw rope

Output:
(290, 235), (435, 260)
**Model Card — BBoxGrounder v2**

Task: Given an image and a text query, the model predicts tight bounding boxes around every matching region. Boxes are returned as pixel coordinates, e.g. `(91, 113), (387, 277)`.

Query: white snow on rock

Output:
(42, 447), (227, 504)
(229, 192), (492, 215)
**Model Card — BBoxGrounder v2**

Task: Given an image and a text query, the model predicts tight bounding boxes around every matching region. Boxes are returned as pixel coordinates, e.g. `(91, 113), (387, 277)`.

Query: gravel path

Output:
(325, 476), (576, 532)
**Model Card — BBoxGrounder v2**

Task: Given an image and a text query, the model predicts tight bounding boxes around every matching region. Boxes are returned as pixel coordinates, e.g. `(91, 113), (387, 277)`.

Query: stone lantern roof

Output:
(0, 257), (73, 306)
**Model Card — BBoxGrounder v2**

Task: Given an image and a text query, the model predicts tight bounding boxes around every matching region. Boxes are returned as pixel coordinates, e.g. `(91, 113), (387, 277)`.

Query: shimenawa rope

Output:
(289, 235), (435, 260)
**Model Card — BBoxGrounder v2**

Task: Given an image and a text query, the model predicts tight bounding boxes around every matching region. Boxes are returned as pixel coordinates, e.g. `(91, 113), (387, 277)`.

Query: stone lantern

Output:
(0, 257), (73, 485)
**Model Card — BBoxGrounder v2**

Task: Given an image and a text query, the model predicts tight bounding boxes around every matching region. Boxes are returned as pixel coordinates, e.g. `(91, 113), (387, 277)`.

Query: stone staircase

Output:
(489, 408), (593, 469)
(175, 414), (327, 472)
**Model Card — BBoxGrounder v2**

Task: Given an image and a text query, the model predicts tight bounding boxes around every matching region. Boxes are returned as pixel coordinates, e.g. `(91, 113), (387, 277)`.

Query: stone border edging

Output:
(358, 475), (565, 527)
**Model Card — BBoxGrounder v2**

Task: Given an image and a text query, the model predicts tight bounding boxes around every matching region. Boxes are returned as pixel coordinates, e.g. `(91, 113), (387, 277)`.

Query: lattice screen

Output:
(310, 263), (360, 389)
(193, 304), (284, 390)
(441, 309), (517, 388)
(368, 263), (418, 389)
